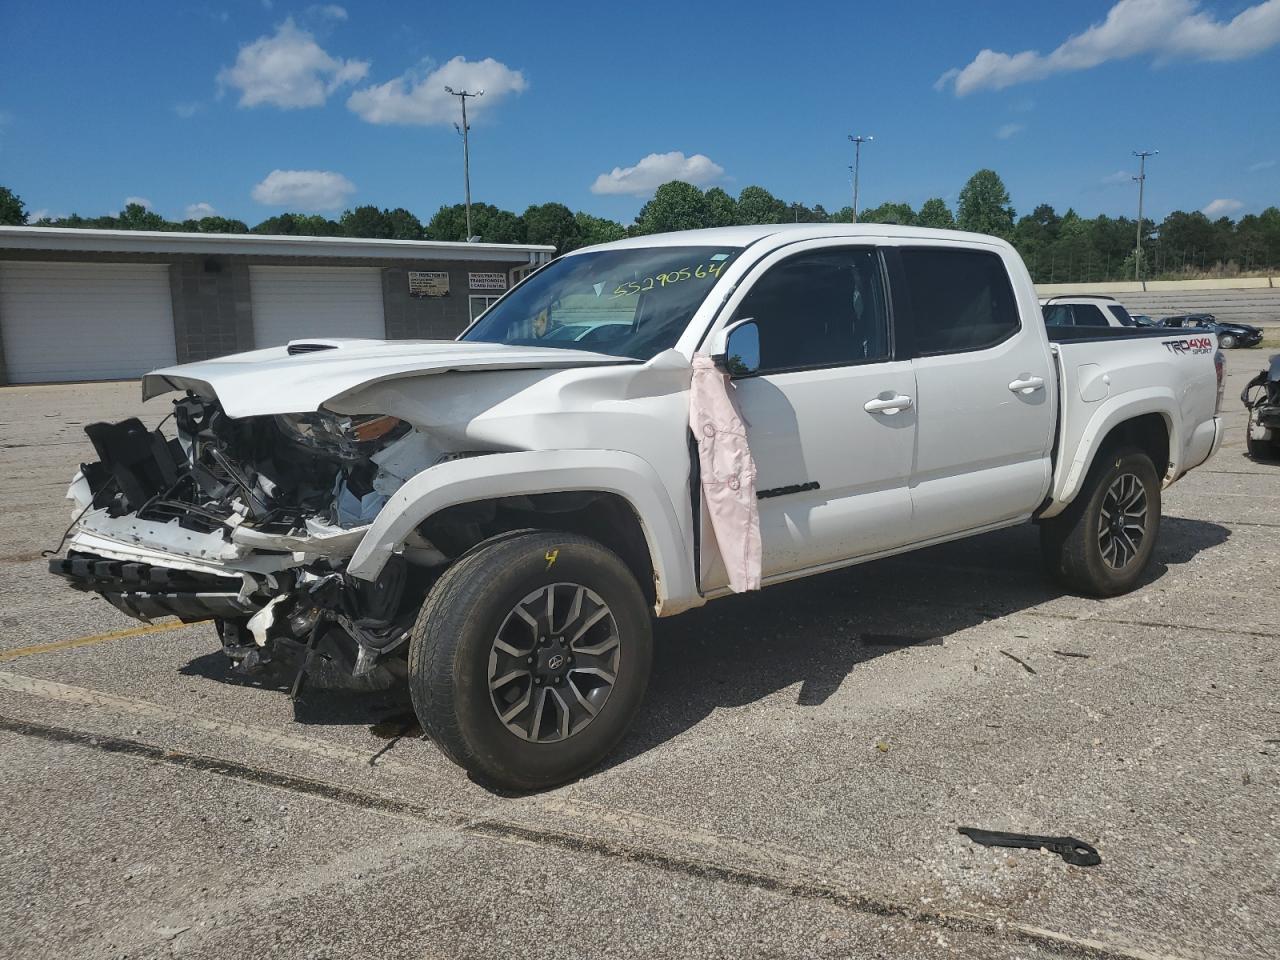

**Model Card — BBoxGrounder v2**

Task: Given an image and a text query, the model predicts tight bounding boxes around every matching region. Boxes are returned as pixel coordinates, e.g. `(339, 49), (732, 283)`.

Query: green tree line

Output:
(4, 174), (1278, 281)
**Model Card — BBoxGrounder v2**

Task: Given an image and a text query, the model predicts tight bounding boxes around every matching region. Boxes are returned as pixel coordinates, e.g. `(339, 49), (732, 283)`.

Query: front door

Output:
(700, 242), (917, 588)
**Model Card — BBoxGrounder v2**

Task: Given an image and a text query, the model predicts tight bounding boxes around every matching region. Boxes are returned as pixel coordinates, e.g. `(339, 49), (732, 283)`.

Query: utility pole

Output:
(1132, 149), (1157, 281)
(445, 86), (484, 241)
(848, 135), (873, 223)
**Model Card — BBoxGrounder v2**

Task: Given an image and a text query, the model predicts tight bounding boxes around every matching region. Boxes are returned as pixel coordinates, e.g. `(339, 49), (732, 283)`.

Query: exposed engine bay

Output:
(49, 393), (446, 692)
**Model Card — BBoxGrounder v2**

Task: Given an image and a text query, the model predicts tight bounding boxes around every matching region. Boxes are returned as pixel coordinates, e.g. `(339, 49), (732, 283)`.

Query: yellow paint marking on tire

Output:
(0, 670), (408, 770)
(545, 548), (560, 569)
(0, 619), (206, 663)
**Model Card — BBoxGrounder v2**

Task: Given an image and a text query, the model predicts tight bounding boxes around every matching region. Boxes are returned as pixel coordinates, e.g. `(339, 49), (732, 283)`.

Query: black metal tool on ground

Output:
(958, 827), (1101, 866)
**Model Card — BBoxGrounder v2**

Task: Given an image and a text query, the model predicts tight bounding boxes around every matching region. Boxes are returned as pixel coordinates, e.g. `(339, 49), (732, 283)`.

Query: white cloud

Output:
(124, 196), (153, 209)
(174, 101), (201, 119)
(251, 169), (355, 210)
(185, 202), (217, 219)
(996, 122), (1025, 140)
(1202, 198), (1244, 217)
(347, 56), (526, 125)
(590, 152), (726, 196)
(217, 18), (368, 109)
(939, 0), (1280, 96)
(1102, 169), (1133, 185)
(307, 4), (347, 19)
(1249, 159), (1276, 172)
(27, 208), (54, 223)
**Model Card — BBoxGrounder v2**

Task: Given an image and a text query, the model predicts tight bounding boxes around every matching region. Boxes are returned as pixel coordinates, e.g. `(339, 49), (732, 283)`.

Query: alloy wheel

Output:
(1097, 472), (1148, 570)
(487, 583), (621, 743)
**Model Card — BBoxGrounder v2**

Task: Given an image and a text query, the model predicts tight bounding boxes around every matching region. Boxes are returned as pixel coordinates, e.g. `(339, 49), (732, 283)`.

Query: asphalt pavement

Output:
(0, 347), (1277, 960)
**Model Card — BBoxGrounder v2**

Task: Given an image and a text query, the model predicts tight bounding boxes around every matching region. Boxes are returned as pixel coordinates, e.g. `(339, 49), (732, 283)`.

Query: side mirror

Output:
(707, 318), (760, 377)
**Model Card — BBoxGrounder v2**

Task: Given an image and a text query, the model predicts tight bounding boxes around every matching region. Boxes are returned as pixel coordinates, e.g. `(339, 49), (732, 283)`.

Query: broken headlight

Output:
(274, 413), (409, 462)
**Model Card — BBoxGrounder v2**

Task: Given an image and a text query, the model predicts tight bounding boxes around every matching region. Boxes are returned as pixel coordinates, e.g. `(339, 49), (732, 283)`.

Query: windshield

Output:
(461, 246), (743, 360)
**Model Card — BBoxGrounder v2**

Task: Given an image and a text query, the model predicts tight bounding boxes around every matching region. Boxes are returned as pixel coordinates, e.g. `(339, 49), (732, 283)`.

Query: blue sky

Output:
(2, 0), (1278, 226)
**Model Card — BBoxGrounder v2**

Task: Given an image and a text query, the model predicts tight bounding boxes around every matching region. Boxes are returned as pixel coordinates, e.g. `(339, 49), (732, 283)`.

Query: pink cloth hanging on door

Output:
(689, 354), (761, 592)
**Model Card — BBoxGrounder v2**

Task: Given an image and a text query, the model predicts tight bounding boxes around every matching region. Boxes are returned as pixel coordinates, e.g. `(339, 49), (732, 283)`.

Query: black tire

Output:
(408, 531), (652, 791)
(1219, 333), (1237, 349)
(1040, 446), (1161, 597)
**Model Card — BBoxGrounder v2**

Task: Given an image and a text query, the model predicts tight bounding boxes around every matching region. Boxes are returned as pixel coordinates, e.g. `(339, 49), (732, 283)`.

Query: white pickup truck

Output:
(51, 224), (1225, 789)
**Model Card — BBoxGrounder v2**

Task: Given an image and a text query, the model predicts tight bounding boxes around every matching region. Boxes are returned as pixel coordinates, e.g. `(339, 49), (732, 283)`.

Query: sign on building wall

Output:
(468, 272), (508, 292)
(408, 271), (450, 298)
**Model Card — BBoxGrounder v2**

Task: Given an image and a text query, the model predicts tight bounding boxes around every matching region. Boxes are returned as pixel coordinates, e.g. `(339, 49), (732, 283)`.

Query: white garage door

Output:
(250, 266), (385, 348)
(0, 261), (177, 383)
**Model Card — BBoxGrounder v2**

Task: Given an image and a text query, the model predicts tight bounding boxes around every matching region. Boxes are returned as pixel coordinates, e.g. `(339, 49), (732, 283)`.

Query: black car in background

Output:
(1161, 313), (1264, 348)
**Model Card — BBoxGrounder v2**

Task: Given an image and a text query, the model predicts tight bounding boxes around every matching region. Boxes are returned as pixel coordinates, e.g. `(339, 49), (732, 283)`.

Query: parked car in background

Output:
(1040, 294), (1138, 328)
(1161, 313), (1263, 348)
(1131, 314), (1157, 327)
(1209, 320), (1264, 350)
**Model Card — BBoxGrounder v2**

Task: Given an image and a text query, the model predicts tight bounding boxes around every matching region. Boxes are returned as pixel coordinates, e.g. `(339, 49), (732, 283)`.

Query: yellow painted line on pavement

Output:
(0, 619), (204, 663)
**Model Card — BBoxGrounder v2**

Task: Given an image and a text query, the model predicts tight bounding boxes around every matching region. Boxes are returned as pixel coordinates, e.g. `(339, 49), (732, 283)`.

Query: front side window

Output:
(732, 248), (889, 373)
(899, 248), (1019, 355)
(462, 246), (742, 360)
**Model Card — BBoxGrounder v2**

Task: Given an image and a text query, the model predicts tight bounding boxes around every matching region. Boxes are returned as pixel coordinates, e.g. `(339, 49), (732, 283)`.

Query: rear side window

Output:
(1071, 304), (1111, 327)
(899, 248), (1019, 355)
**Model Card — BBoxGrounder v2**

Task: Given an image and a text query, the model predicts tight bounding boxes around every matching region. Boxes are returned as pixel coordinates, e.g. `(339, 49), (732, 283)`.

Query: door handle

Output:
(1008, 376), (1045, 394)
(864, 394), (914, 414)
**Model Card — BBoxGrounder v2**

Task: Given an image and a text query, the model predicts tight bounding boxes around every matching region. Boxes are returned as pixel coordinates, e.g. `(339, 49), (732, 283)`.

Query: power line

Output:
(445, 86), (484, 241)
(847, 135), (873, 224)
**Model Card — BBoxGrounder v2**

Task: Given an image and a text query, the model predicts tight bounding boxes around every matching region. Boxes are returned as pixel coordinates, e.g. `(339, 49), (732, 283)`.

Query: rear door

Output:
(701, 241), (916, 587)
(888, 243), (1055, 541)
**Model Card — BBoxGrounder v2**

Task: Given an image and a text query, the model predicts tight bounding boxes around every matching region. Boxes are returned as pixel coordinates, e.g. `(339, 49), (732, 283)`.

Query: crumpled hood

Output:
(142, 338), (634, 417)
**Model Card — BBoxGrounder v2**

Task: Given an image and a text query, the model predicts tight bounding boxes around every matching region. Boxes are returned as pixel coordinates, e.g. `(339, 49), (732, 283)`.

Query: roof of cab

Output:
(570, 223), (1011, 254)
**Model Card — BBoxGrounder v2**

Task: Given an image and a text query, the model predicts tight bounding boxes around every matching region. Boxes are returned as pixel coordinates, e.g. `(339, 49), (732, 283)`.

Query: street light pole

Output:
(1132, 149), (1157, 281)
(445, 86), (484, 241)
(847, 135), (873, 223)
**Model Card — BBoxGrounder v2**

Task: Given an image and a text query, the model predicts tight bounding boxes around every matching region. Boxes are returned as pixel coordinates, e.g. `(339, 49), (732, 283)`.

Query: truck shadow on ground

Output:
(605, 515), (1230, 771)
(175, 516), (1229, 777)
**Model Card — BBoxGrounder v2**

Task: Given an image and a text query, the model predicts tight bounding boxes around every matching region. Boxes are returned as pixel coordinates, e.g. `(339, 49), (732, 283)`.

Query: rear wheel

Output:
(408, 531), (652, 790)
(1040, 446), (1161, 596)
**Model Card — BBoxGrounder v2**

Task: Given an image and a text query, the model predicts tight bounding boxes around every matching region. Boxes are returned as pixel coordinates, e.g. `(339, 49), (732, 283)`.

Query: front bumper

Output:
(49, 552), (257, 621)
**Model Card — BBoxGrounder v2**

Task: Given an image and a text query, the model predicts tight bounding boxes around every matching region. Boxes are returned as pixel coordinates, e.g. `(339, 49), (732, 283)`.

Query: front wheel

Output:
(1219, 333), (1237, 349)
(1040, 446), (1161, 596)
(408, 531), (652, 791)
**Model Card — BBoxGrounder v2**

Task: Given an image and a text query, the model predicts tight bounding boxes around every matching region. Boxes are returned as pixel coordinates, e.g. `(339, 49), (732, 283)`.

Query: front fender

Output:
(346, 449), (698, 615)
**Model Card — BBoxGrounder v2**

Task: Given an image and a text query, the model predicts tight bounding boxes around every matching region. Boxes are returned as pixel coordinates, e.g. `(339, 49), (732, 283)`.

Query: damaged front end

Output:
(49, 394), (445, 691)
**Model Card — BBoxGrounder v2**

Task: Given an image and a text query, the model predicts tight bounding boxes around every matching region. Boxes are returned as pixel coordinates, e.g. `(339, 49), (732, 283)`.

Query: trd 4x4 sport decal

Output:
(1162, 336), (1214, 355)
